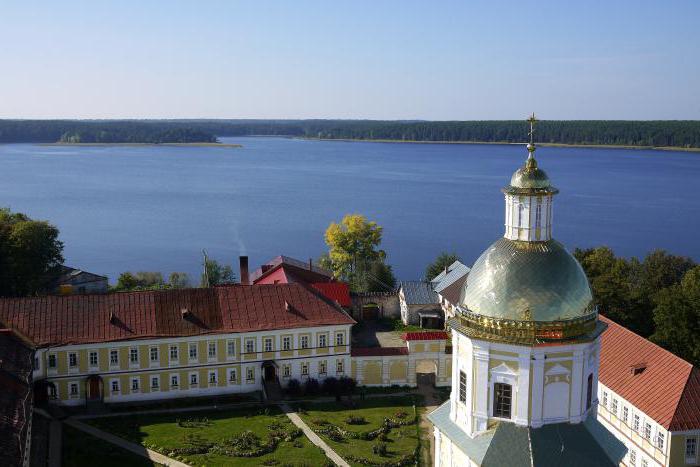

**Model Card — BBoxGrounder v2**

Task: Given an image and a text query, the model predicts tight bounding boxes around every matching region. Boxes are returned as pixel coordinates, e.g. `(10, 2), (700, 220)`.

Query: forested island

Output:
(1, 119), (700, 148)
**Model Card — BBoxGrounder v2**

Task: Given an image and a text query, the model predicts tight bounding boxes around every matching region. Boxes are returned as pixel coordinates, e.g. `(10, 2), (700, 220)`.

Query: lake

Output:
(0, 137), (698, 284)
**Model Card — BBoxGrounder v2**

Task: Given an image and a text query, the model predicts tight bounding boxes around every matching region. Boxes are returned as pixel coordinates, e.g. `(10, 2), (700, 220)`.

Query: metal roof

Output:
(399, 281), (439, 305)
(432, 260), (470, 294)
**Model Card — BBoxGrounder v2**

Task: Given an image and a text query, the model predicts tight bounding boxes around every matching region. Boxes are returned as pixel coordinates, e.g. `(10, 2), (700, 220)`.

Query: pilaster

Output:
(515, 352), (531, 425)
(530, 351), (545, 428)
(570, 349), (585, 422)
(472, 344), (490, 434)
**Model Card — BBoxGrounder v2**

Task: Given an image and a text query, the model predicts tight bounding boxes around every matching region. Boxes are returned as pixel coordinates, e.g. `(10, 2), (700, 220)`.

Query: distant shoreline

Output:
(297, 137), (700, 153)
(38, 142), (242, 148)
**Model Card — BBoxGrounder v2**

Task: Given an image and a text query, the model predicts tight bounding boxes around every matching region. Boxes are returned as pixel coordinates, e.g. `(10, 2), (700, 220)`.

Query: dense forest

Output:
(1, 119), (700, 147)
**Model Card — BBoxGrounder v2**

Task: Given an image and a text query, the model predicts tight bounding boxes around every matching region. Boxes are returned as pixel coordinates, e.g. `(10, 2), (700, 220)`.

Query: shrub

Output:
(303, 378), (321, 395)
(372, 442), (388, 457)
(338, 376), (357, 395)
(345, 415), (367, 425)
(394, 411), (407, 419)
(312, 418), (329, 426)
(286, 378), (301, 396)
(322, 377), (338, 395)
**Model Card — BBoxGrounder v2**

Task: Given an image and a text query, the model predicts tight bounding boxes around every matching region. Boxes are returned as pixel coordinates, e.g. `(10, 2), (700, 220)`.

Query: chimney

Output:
(309, 258), (313, 271)
(240, 256), (250, 285)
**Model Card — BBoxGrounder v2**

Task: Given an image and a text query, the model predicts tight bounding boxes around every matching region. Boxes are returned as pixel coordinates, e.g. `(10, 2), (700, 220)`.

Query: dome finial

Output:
(526, 113), (538, 169)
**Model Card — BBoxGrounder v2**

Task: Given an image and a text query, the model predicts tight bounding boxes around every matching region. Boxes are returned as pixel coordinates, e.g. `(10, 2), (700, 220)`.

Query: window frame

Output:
(336, 359), (344, 374)
(110, 379), (120, 394)
(459, 370), (467, 403)
(245, 338), (255, 354)
(493, 382), (513, 419)
(208, 341), (217, 360)
(319, 361), (327, 375)
(169, 344), (179, 364)
(131, 377), (140, 393)
(189, 372), (198, 387)
(48, 353), (57, 369)
(264, 337), (273, 353)
(686, 437), (698, 462)
(282, 336), (292, 351)
(150, 346), (159, 364)
(109, 349), (119, 367)
(129, 347), (139, 366)
(89, 351), (99, 368)
(228, 368), (237, 384)
(209, 370), (218, 385)
(188, 342), (198, 361)
(68, 352), (78, 369)
(150, 375), (160, 391)
(335, 332), (345, 346)
(226, 340), (236, 358)
(170, 373), (179, 389)
(301, 362), (309, 376)
(69, 382), (79, 398)
(246, 366), (255, 382)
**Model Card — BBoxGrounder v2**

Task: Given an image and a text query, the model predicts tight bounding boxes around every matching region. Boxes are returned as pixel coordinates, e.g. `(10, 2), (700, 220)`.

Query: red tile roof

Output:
(351, 347), (408, 357)
(599, 315), (700, 430)
(311, 282), (351, 307)
(403, 331), (449, 341)
(0, 284), (355, 347)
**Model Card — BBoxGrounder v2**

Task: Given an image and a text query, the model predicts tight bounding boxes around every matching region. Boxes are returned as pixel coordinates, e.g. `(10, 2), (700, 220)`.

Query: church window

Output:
(517, 202), (524, 227)
(586, 374), (593, 409)
(493, 383), (512, 419)
(459, 371), (467, 403)
(535, 202), (542, 229)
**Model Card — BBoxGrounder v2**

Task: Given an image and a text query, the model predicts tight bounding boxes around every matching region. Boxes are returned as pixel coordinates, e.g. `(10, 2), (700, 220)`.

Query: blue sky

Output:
(1, 1), (699, 119)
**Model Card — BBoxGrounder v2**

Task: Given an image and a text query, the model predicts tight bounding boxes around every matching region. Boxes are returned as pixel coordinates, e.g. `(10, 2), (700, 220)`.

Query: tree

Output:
(168, 272), (190, 289)
(574, 247), (636, 330)
(366, 261), (396, 292)
(651, 266), (700, 366)
(0, 208), (64, 297)
(322, 214), (386, 291)
(201, 259), (236, 287)
(425, 252), (462, 281)
(113, 271), (165, 291)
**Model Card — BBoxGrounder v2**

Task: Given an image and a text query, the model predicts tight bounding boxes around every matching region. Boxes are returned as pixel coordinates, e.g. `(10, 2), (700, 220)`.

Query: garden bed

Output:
(86, 406), (331, 466)
(298, 396), (422, 467)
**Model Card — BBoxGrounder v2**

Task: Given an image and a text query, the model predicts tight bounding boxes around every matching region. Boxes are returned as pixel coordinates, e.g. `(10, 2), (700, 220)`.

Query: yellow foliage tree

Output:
(321, 214), (386, 289)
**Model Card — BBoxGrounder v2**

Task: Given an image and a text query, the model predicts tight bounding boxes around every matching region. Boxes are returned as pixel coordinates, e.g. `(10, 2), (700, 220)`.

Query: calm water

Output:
(0, 137), (698, 283)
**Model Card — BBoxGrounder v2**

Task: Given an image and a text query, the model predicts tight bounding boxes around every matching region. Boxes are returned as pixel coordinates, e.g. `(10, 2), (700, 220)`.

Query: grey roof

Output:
(430, 401), (626, 467)
(432, 260), (470, 294)
(399, 281), (439, 305)
(56, 265), (107, 286)
(428, 402), (494, 464)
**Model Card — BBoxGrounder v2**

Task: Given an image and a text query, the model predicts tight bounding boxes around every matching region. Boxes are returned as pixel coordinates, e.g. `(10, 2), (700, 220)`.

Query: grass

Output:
(298, 396), (422, 467)
(62, 424), (161, 467)
(87, 406), (331, 467)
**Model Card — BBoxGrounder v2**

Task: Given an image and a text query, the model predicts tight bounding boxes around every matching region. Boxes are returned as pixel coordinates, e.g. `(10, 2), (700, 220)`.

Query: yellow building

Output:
(0, 283), (354, 405)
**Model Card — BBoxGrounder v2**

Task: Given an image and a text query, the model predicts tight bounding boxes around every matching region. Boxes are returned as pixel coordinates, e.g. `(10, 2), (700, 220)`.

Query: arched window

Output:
(535, 202), (542, 229)
(493, 383), (512, 418)
(517, 202), (524, 228)
(586, 374), (593, 410)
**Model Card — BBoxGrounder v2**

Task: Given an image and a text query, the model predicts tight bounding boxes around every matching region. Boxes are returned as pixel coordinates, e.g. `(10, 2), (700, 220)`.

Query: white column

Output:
(449, 330), (459, 422)
(570, 349), (585, 422)
(515, 353), (531, 425)
(472, 344), (490, 434)
(434, 427), (442, 467)
(530, 351), (545, 428)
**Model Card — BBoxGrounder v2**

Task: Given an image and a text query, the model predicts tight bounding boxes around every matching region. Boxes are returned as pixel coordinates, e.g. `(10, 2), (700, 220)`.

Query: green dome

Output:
(503, 150), (559, 195)
(459, 237), (594, 322)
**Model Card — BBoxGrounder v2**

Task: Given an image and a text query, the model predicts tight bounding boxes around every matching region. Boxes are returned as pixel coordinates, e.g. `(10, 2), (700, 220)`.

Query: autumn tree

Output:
(320, 214), (390, 292)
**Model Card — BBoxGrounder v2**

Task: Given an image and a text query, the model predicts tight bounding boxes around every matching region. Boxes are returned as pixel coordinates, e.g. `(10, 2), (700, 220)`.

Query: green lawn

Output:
(62, 424), (160, 467)
(87, 406), (331, 467)
(298, 396), (422, 467)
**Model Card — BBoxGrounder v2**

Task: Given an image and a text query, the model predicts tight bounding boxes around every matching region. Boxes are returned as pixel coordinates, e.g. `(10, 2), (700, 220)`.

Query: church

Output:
(429, 116), (626, 466)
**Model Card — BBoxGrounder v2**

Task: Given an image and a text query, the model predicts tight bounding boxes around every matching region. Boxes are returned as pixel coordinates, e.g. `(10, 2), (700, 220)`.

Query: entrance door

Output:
(264, 365), (276, 382)
(88, 377), (102, 400)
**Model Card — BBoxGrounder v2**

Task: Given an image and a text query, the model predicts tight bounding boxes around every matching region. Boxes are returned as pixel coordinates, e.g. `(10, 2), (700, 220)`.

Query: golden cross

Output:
(527, 113), (538, 145)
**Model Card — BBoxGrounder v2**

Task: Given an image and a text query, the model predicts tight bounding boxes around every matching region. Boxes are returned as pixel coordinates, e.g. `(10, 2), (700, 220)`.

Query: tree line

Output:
(2, 119), (700, 147)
